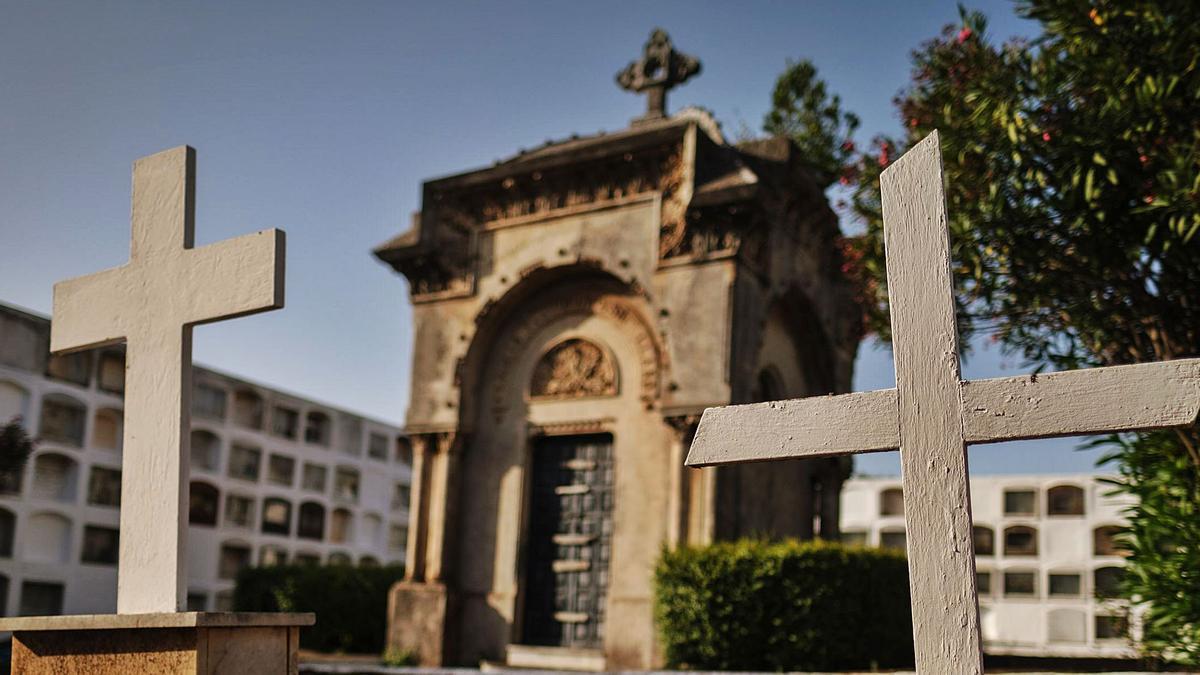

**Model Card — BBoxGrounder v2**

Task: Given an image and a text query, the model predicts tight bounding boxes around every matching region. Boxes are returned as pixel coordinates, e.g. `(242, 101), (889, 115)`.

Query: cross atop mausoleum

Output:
(616, 28), (701, 122)
(51, 146), (285, 614)
(687, 132), (1200, 673)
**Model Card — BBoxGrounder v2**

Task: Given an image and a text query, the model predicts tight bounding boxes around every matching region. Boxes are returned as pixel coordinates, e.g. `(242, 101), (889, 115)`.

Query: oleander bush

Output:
(654, 539), (914, 671)
(235, 562), (404, 654)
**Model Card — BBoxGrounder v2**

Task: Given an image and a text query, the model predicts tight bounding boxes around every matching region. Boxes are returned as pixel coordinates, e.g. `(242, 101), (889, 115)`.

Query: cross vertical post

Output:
(51, 146), (284, 613)
(881, 132), (982, 671)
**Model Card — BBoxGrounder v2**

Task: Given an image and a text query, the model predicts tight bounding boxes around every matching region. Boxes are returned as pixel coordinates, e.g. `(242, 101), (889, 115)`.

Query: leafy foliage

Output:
(235, 563), (404, 654)
(849, 2), (1200, 367)
(1101, 432), (1200, 662)
(0, 418), (34, 475)
(841, 1), (1200, 660)
(654, 539), (913, 671)
(764, 60), (860, 188)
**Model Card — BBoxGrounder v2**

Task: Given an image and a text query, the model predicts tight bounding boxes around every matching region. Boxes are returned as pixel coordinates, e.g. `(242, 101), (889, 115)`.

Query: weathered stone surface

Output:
(4, 613), (309, 675)
(375, 75), (860, 667)
(386, 582), (448, 667)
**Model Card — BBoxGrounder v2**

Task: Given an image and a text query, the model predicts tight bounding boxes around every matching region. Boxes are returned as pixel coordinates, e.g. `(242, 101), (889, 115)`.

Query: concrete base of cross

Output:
(0, 611), (314, 674)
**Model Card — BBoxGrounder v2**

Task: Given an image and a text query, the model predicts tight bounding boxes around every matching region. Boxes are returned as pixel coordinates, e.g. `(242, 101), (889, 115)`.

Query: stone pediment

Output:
(373, 109), (825, 303)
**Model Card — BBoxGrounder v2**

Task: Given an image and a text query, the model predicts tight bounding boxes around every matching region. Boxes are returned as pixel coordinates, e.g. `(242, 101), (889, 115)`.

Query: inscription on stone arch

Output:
(530, 338), (618, 400)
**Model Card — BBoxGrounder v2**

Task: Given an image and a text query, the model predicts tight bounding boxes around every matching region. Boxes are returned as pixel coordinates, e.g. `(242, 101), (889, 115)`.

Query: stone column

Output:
(404, 434), (432, 582)
(387, 431), (460, 667)
(424, 432), (461, 582)
(686, 467), (716, 546)
(665, 414), (700, 547)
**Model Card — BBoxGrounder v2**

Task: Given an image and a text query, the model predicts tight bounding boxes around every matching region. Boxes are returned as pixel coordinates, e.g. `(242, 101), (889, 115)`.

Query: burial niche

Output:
(91, 408), (122, 451)
(530, 338), (617, 400)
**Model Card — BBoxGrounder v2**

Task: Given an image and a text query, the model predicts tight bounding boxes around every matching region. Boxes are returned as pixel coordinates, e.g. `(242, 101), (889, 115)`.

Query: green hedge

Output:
(234, 563), (404, 654)
(654, 539), (914, 671)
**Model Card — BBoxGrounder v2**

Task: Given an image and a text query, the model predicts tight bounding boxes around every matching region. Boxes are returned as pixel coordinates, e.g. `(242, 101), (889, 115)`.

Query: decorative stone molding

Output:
(656, 150), (688, 258)
(405, 257), (475, 302)
(661, 204), (766, 268)
(409, 430), (460, 456)
(375, 213), (476, 305)
(664, 413), (701, 440)
(664, 413), (702, 451)
(489, 293), (665, 422)
(427, 144), (687, 267)
(530, 338), (618, 400)
(527, 418), (615, 438)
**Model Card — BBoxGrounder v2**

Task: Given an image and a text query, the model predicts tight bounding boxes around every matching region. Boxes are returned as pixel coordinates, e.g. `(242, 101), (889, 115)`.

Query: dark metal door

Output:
(521, 434), (614, 649)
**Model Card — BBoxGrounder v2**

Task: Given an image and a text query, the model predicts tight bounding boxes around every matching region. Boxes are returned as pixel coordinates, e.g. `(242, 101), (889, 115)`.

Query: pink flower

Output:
(957, 27), (973, 44)
(1042, 132), (1051, 142)
(1139, 154), (1149, 165)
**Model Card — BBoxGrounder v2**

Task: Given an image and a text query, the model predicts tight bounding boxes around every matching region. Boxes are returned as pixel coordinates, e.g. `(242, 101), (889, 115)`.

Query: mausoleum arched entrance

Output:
(453, 272), (670, 664)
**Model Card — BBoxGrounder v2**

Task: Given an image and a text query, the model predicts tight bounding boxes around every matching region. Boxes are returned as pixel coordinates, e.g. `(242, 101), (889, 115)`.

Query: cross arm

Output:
(685, 359), (1200, 468)
(685, 389), (900, 467)
(182, 229), (286, 326)
(50, 266), (132, 354)
(962, 358), (1200, 443)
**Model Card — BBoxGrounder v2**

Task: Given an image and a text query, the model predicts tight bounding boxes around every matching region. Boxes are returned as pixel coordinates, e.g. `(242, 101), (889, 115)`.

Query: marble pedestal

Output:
(0, 612), (315, 674)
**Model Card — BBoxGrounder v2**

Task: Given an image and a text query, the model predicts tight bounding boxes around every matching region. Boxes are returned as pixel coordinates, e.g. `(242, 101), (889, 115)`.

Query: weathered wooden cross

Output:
(51, 146), (285, 614)
(687, 132), (1200, 672)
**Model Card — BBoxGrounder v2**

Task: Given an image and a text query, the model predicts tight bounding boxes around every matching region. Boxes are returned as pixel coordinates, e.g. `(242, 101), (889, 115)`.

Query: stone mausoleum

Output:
(375, 30), (862, 670)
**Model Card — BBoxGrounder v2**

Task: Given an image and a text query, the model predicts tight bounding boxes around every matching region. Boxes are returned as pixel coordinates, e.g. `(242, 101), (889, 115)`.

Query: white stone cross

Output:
(686, 132), (1200, 673)
(51, 146), (285, 614)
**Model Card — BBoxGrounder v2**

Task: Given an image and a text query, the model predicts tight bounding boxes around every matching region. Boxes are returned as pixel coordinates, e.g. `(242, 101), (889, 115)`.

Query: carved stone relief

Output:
(530, 339), (618, 400)
(662, 204), (765, 267)
(487, 293), (665, 423)
(428, 143), (686, 261)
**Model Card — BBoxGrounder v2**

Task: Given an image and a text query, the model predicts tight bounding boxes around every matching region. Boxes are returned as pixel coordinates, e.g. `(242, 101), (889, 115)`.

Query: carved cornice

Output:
(664, 412), (701, 443)
(528, 418), (615, 438)
(374, 214), (476, 304)
(663, 203), (767, 272)
(376, 116), (782, 303)
(429, 142), (687, 263)
(403, 257), (475, 303)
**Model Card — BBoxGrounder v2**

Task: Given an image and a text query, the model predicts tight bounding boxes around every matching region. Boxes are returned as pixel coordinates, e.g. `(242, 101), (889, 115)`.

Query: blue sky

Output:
(0, 1), (1106, 475)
